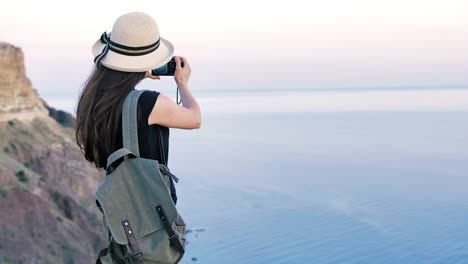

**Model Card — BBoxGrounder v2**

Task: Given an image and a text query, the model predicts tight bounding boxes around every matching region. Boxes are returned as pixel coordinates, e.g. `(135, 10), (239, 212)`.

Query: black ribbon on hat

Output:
(94, 32), (161, 67)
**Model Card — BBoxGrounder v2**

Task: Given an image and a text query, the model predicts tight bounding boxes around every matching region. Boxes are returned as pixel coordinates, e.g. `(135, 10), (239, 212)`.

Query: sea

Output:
(51, 88), (468, 264)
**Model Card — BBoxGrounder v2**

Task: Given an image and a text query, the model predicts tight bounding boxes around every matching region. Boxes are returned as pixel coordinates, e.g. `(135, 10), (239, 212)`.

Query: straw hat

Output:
(92, 12), (174, 72)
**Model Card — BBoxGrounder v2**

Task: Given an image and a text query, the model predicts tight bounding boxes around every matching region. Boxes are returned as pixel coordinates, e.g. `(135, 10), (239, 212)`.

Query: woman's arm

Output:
(148, 56), (201, 129)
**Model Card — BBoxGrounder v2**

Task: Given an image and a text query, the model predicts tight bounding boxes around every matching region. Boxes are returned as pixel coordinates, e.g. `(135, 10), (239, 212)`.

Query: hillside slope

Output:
(0, 42), (105, 263)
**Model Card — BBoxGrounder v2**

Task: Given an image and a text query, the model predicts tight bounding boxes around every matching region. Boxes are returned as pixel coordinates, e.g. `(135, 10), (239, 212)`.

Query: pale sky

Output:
(1, 0), (467, 103)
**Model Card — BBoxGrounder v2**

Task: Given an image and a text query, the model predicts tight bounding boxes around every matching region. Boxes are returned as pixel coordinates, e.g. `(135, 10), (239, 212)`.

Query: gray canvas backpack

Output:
(95, 90), (186, 264)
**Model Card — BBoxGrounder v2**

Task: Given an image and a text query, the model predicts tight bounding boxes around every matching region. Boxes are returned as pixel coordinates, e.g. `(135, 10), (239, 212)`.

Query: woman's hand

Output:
(145, 71), (160, 80)
(174, 56), (191, 87)
(148, 55), (200, 129)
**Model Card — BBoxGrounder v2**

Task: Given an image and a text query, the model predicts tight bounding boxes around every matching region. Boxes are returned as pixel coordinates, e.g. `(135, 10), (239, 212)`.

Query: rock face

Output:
(0, 42), (106, 263)
(0, 43), (49, 121)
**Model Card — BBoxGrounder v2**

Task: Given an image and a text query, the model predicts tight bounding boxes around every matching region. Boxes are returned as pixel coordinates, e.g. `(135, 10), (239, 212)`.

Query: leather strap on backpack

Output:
(95, 247), (108, 264)
(158, 114), (179, 205)
(156, 205), (185, 254)
(158, 126), (167, 166)
(121, 220), (144, 264)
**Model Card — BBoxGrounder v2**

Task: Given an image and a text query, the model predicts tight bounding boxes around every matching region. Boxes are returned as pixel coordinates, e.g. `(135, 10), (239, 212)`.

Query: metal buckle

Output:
(132, 250), (142, 257)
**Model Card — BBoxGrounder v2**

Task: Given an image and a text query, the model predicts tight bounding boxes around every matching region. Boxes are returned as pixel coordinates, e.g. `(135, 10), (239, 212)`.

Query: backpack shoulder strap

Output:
(106, 148), (136, 172)
(122, 89), (145, 157)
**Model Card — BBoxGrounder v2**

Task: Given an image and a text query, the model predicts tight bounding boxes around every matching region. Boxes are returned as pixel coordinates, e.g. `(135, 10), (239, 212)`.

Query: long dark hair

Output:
(75, 66), (145, 169)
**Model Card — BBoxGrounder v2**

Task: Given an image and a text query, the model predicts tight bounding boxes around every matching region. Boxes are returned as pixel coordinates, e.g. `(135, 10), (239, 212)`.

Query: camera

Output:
(151, 57), (184, 76)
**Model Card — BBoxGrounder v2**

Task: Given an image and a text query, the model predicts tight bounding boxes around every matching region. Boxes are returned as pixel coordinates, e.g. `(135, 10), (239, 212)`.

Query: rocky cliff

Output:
(0, 43), (106, 263)
(0, 43), (49, 122)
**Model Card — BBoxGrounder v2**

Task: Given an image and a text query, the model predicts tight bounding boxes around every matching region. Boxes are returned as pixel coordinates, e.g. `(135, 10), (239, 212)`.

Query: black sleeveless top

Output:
(115, 90), (169, 164)
(114, 90), (177, 203)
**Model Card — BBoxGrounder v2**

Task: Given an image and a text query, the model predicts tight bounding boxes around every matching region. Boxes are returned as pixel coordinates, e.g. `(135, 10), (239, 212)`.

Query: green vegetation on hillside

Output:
(9, 142), (16, 152)
(0, 188), (7, 198)
(15, 170), (28, 183)
(3, 256), (23, 264)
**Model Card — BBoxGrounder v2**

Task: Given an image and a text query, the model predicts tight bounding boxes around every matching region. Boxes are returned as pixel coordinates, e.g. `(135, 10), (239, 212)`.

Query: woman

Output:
(75, 12), (201, 203)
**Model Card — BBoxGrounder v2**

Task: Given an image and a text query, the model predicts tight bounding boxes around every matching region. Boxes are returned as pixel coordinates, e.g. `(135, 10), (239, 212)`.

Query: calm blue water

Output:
(168, 111), (468, 264)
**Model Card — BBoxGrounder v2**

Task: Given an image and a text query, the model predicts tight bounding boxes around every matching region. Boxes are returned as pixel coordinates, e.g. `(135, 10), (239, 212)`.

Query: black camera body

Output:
(151, 57), (183, 76)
